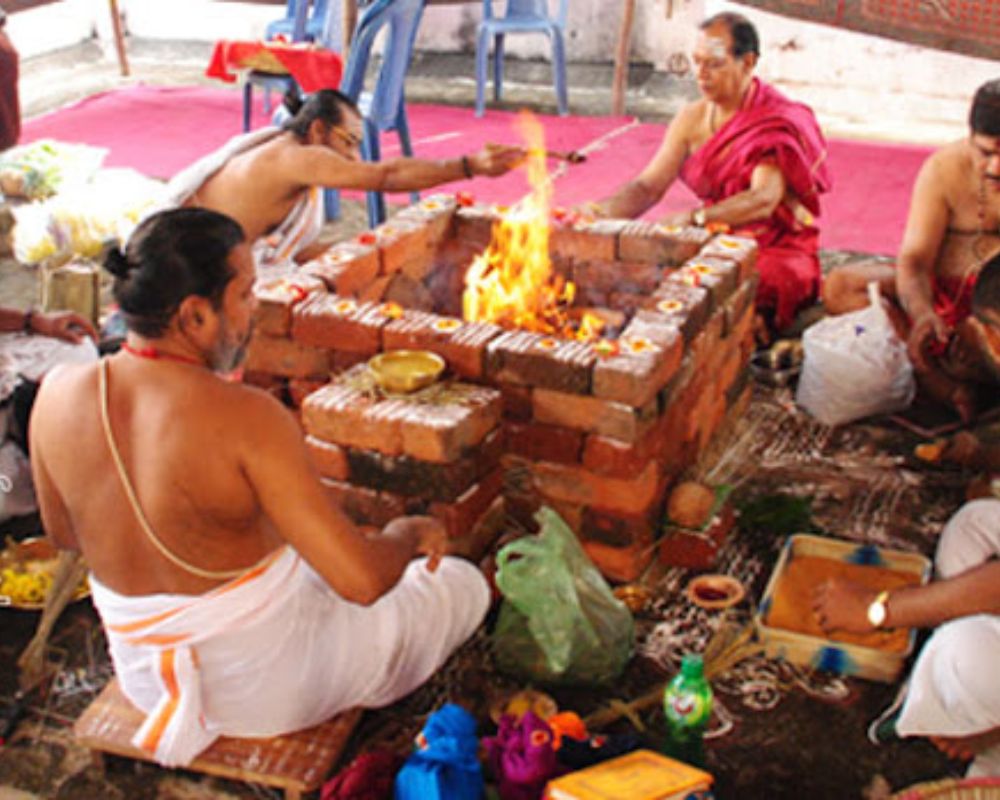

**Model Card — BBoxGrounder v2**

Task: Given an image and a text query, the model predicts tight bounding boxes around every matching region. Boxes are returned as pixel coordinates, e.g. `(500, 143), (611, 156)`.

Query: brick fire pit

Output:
(245, 194), (758, 582)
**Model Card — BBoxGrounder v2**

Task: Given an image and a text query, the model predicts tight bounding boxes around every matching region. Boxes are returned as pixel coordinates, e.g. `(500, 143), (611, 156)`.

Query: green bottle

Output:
(663, 653), (713, 768)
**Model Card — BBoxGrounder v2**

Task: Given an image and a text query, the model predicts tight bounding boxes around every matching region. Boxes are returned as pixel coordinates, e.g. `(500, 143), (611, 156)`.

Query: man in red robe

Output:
(589, 12), (831, 340)
(0, 6), (19, 151)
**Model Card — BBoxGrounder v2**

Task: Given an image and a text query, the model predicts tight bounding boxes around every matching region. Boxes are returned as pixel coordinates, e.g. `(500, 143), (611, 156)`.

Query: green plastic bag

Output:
(492, 507), (634, 686)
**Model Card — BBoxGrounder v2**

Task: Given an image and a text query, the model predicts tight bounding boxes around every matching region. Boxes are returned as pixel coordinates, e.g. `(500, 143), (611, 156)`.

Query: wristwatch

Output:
(691, 207), (708, 227)
(867, 590), (890, 629)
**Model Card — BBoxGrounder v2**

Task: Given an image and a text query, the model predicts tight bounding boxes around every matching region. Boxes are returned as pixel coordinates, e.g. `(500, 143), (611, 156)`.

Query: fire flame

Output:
(462, 113), (603, 341)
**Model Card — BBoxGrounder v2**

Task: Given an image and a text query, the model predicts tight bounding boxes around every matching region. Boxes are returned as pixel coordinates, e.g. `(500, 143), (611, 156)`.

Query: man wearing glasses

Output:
(168, 88), (524, 269)
(586, 13), (830, 343)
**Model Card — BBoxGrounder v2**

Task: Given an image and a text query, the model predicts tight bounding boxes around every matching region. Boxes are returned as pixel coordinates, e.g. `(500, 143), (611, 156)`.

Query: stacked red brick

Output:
(244, 194), (758, 582)
(301, 369), (506, 556)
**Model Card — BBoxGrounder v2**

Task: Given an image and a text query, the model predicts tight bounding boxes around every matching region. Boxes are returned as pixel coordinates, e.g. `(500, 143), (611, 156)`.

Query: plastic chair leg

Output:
(323, 188), (341, 221)
(551, 29), (568, 116)
(395, 109), (419, 206)
(474, 26), (491, 117)
(242, 81), (253, 132)
(362, 120), (386, 226)
(493, 33), (505, 102)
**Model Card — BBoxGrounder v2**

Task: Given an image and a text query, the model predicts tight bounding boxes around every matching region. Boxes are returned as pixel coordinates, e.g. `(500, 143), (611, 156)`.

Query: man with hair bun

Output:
(167, 88), (525, 269)
(824, 79), (1000, 421)
(27, 208), (489, 766)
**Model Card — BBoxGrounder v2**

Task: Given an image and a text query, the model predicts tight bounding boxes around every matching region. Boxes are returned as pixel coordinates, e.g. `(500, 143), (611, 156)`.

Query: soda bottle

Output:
(663, 653), (713, 768)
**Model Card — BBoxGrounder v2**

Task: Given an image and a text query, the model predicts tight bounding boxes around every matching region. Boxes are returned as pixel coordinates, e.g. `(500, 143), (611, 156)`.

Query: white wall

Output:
(7, 0), (93, 58)
(123, 0), (278, 41)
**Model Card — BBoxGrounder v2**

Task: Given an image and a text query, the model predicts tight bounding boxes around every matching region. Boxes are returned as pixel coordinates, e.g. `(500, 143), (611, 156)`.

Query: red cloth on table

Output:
(680, 77), (832, 331)
(206, 40), (343, 93)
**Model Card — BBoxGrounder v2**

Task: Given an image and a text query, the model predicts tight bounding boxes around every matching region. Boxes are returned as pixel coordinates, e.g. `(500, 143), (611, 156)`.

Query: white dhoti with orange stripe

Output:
(165, 128), (325, 271)
(90, 547), (490, 767)
(896, 499), (1000, 776)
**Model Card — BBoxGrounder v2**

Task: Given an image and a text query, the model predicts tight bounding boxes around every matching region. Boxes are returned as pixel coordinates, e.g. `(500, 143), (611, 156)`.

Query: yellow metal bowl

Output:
(368, 350), (446, 394)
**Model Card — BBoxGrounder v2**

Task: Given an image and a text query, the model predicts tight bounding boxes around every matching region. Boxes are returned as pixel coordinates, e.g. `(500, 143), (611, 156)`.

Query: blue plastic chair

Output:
(475, 0), (569, 117)
(243, 0), (311, 131)
(265, 0), (333, 42)
(334, 0), (426, 227)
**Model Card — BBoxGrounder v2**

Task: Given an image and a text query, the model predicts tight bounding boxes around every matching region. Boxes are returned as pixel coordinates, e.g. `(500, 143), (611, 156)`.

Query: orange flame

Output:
(462, 112), (603, 341)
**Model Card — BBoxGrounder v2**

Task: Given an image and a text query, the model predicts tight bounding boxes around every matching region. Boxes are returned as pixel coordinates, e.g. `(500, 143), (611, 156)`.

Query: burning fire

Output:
(462, 113), (604, 341)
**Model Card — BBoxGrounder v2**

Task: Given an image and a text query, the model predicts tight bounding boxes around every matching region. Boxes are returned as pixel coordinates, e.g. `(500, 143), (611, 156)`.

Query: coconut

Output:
(668, 481), (716, 529)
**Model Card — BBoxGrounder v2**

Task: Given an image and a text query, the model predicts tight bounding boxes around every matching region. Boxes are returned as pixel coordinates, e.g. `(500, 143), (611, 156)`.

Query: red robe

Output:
(0, 27), (19, 151)
(680, 78), (831, 331)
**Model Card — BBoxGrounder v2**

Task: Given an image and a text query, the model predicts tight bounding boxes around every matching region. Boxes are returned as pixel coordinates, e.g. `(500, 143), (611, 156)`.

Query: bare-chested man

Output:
(28, 208), (489, 766)
(585, 13), (830, 340)
(824, 79), (1000, 421)
(167, 88), (524, 268)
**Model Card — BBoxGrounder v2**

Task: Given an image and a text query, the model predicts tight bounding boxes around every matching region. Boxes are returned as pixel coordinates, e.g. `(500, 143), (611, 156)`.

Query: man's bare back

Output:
(31, 356), (285, 596)
(31, 222), (450, 602)
(187, 133), (316, 245)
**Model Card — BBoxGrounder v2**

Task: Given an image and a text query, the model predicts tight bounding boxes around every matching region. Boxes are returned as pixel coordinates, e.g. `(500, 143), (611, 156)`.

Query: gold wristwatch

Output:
(867, 590), (890, 629)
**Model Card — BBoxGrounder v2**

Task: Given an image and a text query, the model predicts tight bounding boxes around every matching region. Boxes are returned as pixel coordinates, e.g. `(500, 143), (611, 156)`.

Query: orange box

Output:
(544, 749), (712, 800)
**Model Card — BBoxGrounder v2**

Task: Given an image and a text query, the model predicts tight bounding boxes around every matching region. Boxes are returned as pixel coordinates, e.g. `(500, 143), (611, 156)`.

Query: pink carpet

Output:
(23, 84), (933, 255)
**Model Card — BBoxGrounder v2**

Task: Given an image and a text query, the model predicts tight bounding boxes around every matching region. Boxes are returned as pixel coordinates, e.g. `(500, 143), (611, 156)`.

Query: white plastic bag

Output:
(796, 283), (915, 426)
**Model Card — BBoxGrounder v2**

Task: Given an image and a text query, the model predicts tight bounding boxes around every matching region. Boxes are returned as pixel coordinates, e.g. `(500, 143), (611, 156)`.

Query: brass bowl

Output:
(686, 574), (745, 611)
(367, 350), (446, 394)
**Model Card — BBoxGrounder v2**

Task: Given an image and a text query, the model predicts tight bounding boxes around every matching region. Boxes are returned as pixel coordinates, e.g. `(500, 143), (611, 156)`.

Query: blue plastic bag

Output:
(394, 703), (484, 800)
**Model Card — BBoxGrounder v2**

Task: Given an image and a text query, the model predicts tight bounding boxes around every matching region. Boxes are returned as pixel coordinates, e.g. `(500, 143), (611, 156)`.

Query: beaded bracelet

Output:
(461, 155), (473, 179)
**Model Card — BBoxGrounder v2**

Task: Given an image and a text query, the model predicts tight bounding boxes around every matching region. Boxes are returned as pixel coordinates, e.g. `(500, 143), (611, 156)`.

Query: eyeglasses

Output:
(331, 127), (363, 149)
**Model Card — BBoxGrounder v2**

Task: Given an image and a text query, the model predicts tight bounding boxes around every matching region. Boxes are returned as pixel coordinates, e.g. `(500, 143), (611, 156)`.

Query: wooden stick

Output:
(543, 149), (586, 164)
(108, 0), (130, 77)
(612, 0), (636, 116)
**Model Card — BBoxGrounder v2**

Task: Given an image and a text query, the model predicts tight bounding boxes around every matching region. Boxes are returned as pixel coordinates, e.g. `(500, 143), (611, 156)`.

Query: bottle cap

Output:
(680, 653), (704, 679)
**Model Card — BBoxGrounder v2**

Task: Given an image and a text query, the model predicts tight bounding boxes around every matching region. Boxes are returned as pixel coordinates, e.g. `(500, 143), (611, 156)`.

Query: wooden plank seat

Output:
(74, 678), (361, 800)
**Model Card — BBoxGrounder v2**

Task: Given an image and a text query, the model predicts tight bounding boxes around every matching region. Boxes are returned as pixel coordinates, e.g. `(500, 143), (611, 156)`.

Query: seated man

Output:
(587, 12), (831, 339)
(813, 497), (1000, 777)
(823, 80), (1000, 421)
(0, 306), (97, 520)
(28, 208), (490, 767)
(168, 88), (525, 268)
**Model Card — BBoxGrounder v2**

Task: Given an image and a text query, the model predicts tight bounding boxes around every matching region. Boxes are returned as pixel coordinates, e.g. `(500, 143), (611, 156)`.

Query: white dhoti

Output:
(896, 499), (1000, 776)
(89, 547), (490, 767)
(0, 332), (98, 521)
(165, 128), (325, 271)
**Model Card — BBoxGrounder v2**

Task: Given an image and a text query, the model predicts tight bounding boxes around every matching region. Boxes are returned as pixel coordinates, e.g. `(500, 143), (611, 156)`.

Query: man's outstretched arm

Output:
(591, 108), (692, 219)
(288, 142), (525, 193)
(239, 389), (449, 605)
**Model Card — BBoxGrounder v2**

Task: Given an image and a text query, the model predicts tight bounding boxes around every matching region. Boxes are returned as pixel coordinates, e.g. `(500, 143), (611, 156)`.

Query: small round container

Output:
(613, 584), (653, 614)
(686, 574), (745, 611)
(367, 350), (446, 394)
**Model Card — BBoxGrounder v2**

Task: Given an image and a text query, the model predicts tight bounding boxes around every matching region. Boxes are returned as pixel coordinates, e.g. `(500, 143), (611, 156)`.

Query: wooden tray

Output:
(755, 534), (931, 683)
